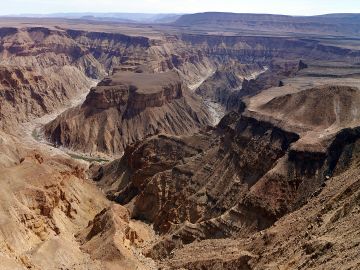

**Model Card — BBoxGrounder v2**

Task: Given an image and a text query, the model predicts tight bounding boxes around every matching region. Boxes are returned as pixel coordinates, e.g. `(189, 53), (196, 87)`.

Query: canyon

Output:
(0, 13), (360, 270)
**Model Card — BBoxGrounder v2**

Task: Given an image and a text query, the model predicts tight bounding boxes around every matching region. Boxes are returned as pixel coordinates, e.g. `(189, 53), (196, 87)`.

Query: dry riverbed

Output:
(19, 80), (111, 164)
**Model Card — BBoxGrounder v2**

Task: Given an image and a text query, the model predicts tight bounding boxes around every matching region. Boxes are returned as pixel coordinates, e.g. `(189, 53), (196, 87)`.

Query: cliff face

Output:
(0, 65), (92, 132)
(259, 85), (360, 131)
(177, 34), (357, 62)
(195, 63), (263, 105)
(160, 124), (360, 270)
(196, 60), (304, 110)
(44, 71), (211, 156)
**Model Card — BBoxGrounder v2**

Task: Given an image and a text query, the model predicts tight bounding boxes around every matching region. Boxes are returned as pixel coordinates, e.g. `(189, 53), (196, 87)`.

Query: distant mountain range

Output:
(3, 12), (183, 23)
(176, 12), (360, 23)
(173, 12), (360, 36)
(3, 12), (360, 36)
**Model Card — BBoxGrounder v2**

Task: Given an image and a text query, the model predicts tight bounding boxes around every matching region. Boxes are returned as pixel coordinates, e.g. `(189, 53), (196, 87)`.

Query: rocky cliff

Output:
(196, 60), (305, 110)
(95, 112), (299, 239)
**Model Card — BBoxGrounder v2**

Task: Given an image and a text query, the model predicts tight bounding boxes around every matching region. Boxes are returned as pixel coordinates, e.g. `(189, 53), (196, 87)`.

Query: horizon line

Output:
(1, 11), (360, 17)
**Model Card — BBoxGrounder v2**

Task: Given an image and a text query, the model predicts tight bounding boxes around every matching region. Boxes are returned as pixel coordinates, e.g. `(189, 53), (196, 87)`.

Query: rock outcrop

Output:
(77, 204), (157, 269)
(0, 150), (109, 269)
(161, 136), (360, 269)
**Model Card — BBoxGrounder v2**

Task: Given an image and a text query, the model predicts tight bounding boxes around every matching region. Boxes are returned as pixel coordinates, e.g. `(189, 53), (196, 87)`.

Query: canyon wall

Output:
(36, 28), (360, 157)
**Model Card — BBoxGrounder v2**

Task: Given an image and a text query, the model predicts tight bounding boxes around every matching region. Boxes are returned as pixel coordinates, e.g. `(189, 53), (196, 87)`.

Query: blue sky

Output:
(1, 0), (360, 16)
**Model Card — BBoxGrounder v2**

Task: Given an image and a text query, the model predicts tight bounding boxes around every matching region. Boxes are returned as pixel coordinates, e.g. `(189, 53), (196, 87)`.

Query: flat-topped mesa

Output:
(83, 71), (183, 113)
(44, 70), (211, 156)
(259, 85), (360, 131)
(248, 85), (360, 152)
